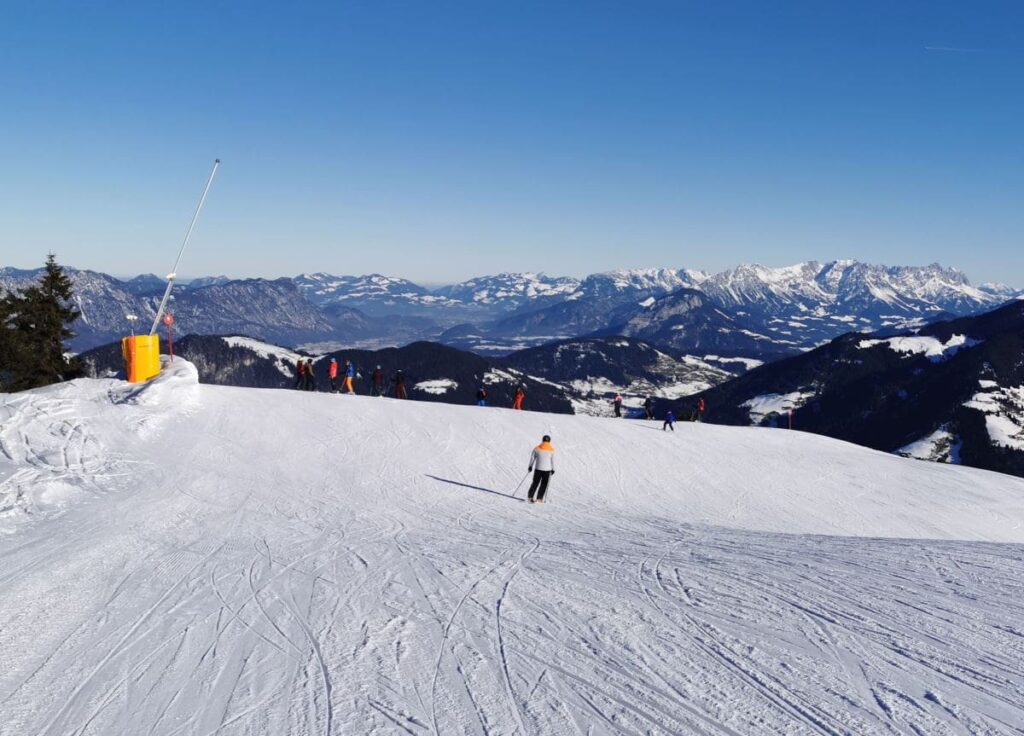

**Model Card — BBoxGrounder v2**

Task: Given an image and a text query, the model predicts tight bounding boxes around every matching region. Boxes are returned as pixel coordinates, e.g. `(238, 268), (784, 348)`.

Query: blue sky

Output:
(1, 1), (1021, 285)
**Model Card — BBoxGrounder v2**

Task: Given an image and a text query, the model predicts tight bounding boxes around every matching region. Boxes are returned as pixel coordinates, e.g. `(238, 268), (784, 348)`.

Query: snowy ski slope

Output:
(1, 359), (1023, 734)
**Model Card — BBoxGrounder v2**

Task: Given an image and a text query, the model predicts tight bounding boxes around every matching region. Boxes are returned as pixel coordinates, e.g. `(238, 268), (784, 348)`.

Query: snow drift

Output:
(1, 360), (1023, 734)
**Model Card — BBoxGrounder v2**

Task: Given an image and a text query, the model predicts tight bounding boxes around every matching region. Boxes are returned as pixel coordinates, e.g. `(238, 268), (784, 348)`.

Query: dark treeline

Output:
(0, 255), (81, 392)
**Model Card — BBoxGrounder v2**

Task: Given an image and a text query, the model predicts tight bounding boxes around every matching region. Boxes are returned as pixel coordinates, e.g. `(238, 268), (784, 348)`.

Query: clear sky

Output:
(1, 1), (1021, 286)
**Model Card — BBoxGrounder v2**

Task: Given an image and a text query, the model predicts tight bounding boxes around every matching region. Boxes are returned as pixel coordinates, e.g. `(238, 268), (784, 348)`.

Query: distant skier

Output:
(293, 358), (306, 390)
(663, 410), (675, 431)
(304, 359), (317, 391)
(477, 387), (488, 407)
(344, 359), (355, 394)
(643, 396), (654, 420)
(371, 365), (384, 396)
(526, 435), (555, 504)
(394, 369), (407, 399)
(613, 393), (623, 418)
(513, 386), (525, 411)
(697, 397), (706, 423)
(328, 358), (339, 393)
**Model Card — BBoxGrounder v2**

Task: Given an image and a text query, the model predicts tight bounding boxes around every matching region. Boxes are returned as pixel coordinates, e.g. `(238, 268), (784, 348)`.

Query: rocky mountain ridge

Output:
(2, 261), (1017, 356)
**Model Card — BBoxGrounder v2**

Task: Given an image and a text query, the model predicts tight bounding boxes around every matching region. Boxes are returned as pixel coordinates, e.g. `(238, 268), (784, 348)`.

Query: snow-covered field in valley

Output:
(2, 359), (1024, 735)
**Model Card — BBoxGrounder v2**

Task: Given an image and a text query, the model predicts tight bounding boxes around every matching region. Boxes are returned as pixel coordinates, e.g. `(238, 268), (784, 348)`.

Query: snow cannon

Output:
(122, 334), (161, 383)
(123, 158), (218, 384)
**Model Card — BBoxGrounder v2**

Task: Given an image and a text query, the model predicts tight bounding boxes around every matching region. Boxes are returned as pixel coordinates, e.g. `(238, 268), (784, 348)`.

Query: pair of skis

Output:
(512, 470), (554, 504)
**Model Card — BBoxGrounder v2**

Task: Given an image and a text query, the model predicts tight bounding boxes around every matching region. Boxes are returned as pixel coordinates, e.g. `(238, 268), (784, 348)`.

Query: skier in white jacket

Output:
(527, 435), (555, 504)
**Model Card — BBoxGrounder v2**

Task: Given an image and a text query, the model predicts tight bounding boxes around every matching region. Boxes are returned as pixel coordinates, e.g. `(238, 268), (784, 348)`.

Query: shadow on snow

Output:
(424, 474), (524, 502)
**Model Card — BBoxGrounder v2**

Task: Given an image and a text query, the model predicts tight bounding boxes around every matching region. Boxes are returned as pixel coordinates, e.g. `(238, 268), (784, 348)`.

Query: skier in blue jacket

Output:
(663, 410), (675, 431)
(343, 360), (355, 394)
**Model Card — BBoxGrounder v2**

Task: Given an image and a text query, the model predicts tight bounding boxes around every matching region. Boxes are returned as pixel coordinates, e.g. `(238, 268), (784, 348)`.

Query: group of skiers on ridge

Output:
(615, 394), (705, 429)
(294, 357), (536, 408)
(293, 357), (406, 399)
(476, 384), (527, 410)
(296, 355), (705, 426)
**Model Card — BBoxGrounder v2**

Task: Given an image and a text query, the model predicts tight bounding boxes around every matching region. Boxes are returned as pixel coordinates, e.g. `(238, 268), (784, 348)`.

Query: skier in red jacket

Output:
(513, 386), (525, 411)
(328, 358), (339, 393)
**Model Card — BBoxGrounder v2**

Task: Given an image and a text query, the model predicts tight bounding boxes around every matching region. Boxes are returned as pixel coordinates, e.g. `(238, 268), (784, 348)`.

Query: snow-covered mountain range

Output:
(2, 261), (1018, 356)
(444, 264), (1019, 358)
(294, 272), (462, 317)
(454, 262), (1020, 356)
(698, 260), (1017, 328)
(433, 272), (581, 309)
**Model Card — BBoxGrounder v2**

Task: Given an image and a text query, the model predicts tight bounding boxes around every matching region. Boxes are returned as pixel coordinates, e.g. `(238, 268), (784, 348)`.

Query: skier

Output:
(477, 387), (487, 407)
(371, 365), (384, 397)
(613, 393), (623, 418)
(293, 358), (306, 390)
(304, 359), (317, 391)
(394, 369), (407, 399)
(513, 385), (525, 411)
(643, 396), (654, 420)
(328, 357), (339, 393)
(697, 397), (706, 423)
(663, 409), (675, 431)
(344, 359), (355, 394)
(526, 434), (555, 504)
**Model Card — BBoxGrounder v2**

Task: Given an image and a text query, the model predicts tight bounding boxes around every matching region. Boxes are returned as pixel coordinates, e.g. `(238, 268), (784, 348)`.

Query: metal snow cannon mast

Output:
(122, 159), (220, 383)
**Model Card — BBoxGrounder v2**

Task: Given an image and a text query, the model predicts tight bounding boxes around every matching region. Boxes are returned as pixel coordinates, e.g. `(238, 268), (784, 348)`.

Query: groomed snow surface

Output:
(2, 360), (1024, 734)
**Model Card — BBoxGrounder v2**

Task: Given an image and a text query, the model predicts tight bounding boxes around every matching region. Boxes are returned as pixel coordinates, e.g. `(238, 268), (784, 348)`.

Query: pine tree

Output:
(0, 291), (23, 390)
(3, 255), (81, 391)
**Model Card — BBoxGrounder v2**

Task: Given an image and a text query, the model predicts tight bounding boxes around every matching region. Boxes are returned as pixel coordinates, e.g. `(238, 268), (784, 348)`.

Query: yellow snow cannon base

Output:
(122, 334), (161, 383)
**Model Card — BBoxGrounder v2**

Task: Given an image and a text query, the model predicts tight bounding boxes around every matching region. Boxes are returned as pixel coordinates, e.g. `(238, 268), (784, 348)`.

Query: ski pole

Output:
(511, 470), (531, 499)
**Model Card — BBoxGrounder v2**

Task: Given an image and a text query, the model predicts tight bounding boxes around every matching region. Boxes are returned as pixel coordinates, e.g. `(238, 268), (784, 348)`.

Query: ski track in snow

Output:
(1, 363), (1024, 734)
